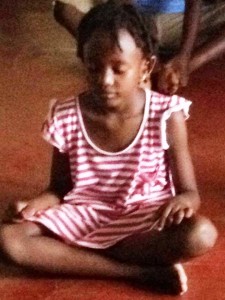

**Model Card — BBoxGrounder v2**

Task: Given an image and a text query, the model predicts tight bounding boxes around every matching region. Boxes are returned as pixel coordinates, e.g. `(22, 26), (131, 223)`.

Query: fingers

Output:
(21, 199), (60, 219)
(21, 206), (36, 219)
(184, 207), (194, 219)
(15, 200), (29, 214)
(157, 60), (189, 94)
(156, 204), (174, 230)
(155, 204), (194, 231)
(16, 200), (36, 219)
(157, 66), (180, 95)
(2, 201), (28, 223)
(179, 72), (189, 88)
(180, 76), (187, 87)
(172, 210), (185, 225)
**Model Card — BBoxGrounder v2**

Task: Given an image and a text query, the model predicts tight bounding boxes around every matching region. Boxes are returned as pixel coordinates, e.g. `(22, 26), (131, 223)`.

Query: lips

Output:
(103, 92), (117, 99)
(99, 90), (117, 99)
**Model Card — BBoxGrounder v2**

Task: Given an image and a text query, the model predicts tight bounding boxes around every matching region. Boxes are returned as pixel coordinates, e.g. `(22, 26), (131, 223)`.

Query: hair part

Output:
(77, 2), (157, 62)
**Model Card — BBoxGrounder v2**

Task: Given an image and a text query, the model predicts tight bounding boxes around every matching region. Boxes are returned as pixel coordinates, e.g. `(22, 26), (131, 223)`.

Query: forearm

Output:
(179, 0), (202, 58)
(189, 25), (225, 72)
(48, 147), (73, 198)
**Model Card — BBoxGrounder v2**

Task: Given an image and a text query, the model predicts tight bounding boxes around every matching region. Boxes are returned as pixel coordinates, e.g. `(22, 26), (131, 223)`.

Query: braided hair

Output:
(77, 2), (157, 62)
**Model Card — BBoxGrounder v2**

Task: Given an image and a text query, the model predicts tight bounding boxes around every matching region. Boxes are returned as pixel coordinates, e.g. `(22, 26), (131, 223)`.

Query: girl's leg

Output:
(0, 215), (217, 294)
(0, 222), (141, 278)
(0, 222), (188, 295)
(106, 215), (218, 266)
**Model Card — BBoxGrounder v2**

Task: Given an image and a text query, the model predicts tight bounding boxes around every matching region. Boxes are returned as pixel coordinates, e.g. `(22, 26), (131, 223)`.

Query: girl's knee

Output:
(183, 215), (218, 257)
(0, 223), (33, 265)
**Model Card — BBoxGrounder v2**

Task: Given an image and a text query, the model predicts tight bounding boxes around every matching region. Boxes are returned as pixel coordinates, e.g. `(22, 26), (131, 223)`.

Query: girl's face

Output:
(83, 29), (152, 109)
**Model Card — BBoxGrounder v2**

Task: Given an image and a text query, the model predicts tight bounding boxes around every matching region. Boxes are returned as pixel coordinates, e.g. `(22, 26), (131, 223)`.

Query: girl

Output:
(1, 3), (217, 295)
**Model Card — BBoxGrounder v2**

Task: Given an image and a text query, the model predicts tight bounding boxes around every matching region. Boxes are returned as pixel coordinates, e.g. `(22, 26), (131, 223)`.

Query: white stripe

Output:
(60, 205), (89, 237)
(76, 178), (99, 187)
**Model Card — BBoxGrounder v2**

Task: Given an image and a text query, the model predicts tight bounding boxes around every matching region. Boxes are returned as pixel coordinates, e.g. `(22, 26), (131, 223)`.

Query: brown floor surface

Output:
(0, 1), (225, 299)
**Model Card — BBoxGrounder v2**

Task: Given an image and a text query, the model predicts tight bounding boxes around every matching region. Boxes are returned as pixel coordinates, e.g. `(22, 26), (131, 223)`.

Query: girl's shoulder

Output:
(50, 95), (78, 114)
(149, 90), (191, 111)
(46, 92), (86, 121)
(42, 93), (83, 153)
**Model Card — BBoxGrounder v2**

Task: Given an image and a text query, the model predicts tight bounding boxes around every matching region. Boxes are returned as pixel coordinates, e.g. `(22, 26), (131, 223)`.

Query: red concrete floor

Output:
(0, 1), (225, 299)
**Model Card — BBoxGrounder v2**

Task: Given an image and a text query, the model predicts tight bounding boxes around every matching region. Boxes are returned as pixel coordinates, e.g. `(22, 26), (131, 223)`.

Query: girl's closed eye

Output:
(87, 65), (128, 79)
(113, 65), (128, 75)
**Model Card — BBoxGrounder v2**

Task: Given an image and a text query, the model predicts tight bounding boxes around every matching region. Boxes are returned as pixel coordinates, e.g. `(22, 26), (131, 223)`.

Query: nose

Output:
(101, 67), (114, 86)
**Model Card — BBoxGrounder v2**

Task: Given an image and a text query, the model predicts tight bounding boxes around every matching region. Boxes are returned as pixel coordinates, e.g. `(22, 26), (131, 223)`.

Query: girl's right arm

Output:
(10, 147), (72, 220)
(48, 147), (73, 198)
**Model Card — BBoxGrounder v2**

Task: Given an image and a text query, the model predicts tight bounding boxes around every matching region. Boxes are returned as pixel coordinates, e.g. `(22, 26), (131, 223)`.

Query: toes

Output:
(174, 264), (188, 295)
(141, 264), (188, 295)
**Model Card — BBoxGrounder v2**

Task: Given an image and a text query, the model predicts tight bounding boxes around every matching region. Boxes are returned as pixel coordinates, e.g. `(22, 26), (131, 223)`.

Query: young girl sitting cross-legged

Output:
(1, 2), (218, 296)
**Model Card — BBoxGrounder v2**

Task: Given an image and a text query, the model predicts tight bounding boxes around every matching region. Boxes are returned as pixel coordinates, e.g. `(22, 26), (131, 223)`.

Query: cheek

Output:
(125, 68), (142, 85)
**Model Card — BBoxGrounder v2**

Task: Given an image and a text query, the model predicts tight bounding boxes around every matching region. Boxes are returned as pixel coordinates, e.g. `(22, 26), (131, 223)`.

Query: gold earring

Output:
(142, 73), (149, 83)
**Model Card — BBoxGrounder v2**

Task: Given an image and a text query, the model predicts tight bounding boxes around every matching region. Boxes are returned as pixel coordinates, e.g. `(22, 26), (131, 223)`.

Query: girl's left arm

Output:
(156, 110), (200, 230)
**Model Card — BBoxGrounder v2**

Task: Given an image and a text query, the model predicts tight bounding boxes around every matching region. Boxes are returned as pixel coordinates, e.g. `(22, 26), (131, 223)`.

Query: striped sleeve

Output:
(41, 98), (77, 153)
(160, 95), (192, 150)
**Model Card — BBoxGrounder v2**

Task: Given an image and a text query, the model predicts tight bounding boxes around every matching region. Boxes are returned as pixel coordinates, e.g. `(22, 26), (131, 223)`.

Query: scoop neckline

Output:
(77, 88), (151, 156)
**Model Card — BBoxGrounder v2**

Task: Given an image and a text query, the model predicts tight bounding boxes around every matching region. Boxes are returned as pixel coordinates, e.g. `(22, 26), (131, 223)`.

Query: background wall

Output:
(0, 0), (87, 210)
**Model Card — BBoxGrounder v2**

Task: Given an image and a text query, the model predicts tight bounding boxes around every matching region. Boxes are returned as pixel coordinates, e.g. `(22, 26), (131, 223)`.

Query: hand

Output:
(154, 196), (195, 231)
(3, 200), (30, 223)
(19, 194), (60, 219)
(157, 55), (190, 95)
(4, 193), (60, 222)
(2, 201), (27, 223)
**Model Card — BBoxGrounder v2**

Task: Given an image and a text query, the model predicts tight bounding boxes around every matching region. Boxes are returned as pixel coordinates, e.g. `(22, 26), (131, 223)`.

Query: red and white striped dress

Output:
(26, 89), (191, 249)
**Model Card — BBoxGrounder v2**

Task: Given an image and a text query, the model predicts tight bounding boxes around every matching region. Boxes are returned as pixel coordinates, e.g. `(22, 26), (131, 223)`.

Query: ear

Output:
(139, 56), (157, 88)
(145, 55), (157, 76)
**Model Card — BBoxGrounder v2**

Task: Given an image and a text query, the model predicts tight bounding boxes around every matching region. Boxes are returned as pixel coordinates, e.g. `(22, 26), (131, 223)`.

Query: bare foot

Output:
(141, 263), (188, 295)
